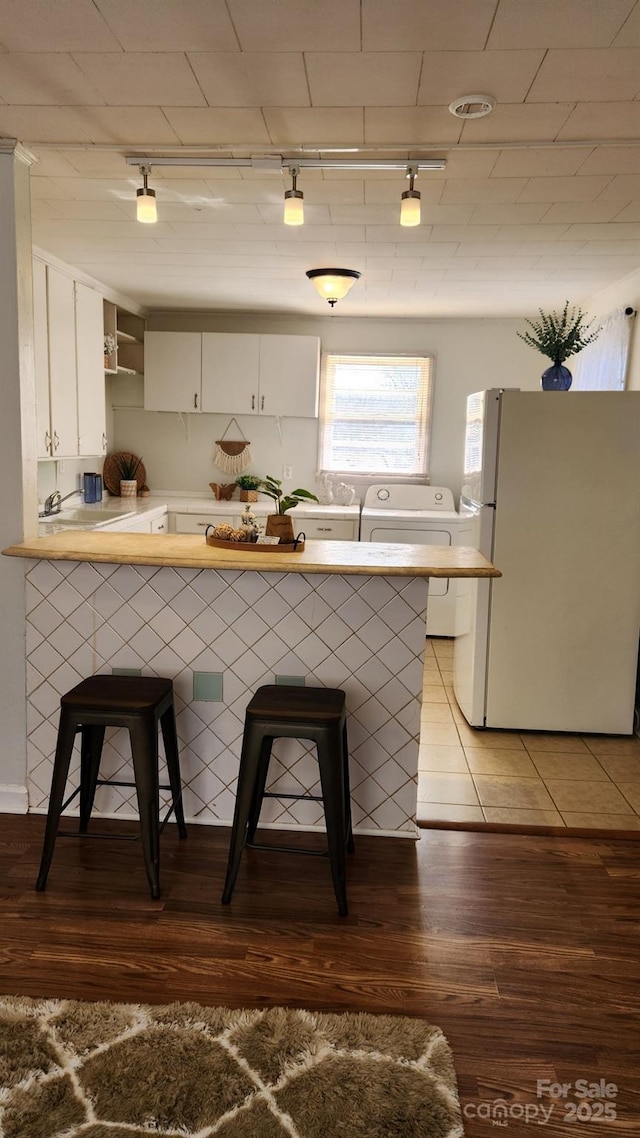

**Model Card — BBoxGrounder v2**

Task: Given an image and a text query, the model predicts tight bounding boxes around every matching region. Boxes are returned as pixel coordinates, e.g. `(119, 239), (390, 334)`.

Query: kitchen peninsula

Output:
(4, 534), (498, 838)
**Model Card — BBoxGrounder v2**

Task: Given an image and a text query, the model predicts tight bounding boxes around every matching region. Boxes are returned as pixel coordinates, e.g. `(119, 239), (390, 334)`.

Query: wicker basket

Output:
(239, 489), (258, 502)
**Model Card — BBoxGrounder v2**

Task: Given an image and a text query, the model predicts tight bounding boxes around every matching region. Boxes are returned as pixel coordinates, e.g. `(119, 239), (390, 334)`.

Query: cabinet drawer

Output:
(174, 513), (240, 534)
(297, 518), (356, 541)
(151, 515), (168, 533)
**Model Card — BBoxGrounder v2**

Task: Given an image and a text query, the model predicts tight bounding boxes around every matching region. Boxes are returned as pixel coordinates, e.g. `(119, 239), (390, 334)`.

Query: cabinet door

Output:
(258, 335), (320, 417)
(144, 332), (202, 412)
(47, 266), (78, 456)
(33, 259), (52, 458)
(201, 333), (260, 414)
(75, 282), (106, 456)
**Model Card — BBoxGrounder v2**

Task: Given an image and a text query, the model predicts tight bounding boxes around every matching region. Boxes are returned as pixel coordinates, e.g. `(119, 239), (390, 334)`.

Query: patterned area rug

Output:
(0, 995), (463, 1137)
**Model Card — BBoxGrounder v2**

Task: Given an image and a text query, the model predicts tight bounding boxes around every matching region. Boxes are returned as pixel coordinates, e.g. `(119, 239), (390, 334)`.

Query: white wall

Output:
(582, 269), (640, 391)
(113, 311), (540, 501)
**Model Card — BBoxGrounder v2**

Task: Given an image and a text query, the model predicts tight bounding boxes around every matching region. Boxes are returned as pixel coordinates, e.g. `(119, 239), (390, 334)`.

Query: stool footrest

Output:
(247, 840), (327, 858)
(262, 791), (323, 803)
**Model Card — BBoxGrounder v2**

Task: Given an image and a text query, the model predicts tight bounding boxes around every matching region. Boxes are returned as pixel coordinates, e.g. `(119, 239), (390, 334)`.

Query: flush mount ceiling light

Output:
(306, 268), (361, 307)
(136, 164), (157, 223)
(448, 94), (495, 119)
(283, 163), (304, 226)
(400, 163), (420, 227)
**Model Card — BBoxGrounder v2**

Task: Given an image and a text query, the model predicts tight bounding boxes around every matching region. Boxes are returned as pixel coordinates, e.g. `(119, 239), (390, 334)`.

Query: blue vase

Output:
(541, 362), (572, 390)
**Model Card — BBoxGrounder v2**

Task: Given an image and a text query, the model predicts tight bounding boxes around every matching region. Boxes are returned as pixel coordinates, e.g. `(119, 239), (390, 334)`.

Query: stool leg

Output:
(129, 719), (161, 900)
(246, 736), (273, 844)
(317, 729), (349, 917)
(222, 724), (264, 904)
(159, 706), (187, 839)
(36, 709), (78, 891)
(342, 722), (355, 854)
(79, 725), (105, 834)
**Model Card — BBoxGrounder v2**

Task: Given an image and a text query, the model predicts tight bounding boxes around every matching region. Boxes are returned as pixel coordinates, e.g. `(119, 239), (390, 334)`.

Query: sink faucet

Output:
(41, 489), (82, 517)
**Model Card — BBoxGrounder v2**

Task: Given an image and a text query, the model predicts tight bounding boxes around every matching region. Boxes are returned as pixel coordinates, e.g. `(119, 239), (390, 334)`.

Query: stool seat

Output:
(222, 684), (354, 916)
(36, 674), (187, 900)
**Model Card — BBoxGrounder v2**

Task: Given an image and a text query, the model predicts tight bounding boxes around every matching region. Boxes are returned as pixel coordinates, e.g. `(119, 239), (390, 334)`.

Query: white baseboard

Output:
(0, 784), (28, 813)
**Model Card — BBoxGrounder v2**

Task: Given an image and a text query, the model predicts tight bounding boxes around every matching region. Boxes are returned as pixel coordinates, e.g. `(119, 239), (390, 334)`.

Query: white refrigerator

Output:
(453, 389), (640, 734)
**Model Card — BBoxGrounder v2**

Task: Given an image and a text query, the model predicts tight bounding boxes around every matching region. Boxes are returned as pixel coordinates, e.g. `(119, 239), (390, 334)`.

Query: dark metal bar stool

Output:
(36, 675), (187, 899)
(222, 684), (354, 916)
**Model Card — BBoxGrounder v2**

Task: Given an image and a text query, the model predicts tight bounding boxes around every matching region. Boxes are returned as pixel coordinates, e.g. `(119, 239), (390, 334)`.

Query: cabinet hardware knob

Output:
(53, 431), (60, 451)
(45, 431), (52, 454)
(102, 432), (107, 452)
(197, 522), (208, 527)
(251, 394), (255, 410)
(194, 393), (198, 410)
(261, 395), (264, 411)
(318, 526), (331, 531)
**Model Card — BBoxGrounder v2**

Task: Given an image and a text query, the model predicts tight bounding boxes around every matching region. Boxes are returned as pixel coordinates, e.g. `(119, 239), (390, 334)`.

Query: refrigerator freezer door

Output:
(453, 499), (495, 726)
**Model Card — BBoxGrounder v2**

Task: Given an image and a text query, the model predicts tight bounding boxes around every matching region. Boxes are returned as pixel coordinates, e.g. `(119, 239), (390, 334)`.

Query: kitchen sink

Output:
(43, 507), (135, 525)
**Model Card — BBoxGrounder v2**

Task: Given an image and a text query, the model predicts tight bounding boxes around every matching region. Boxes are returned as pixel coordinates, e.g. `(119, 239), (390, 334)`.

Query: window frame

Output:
(317, 351), (435, 480)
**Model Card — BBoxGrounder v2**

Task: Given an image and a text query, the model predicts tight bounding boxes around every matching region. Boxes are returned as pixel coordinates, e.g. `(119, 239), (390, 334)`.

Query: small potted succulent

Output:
(235, 473), (262, 503)
(111, 452), (142, 498)
(517, 301), (600, 390)
(104, 332), (117, 368)
(258, 475), (318, 541)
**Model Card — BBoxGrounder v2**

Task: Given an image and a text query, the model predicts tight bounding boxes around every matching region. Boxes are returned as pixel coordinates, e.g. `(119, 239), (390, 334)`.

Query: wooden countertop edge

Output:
(2, 533), (500, 578)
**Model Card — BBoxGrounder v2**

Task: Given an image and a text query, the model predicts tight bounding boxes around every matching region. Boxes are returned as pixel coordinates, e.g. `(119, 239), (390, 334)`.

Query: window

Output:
(318, 353), (434, 477)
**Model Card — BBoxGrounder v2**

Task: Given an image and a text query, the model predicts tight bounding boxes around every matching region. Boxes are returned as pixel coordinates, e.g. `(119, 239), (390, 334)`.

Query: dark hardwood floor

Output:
(1, 813), (639, 1136)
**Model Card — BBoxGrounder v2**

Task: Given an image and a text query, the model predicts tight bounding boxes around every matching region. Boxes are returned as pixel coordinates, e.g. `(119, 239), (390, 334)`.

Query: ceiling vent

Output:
(448, 95), (495, 119)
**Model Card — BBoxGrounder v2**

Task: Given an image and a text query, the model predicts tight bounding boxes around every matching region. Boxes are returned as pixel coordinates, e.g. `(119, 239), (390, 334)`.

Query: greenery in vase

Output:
(258, 475), (318, 514)
(517, 301), (599, 364)
(111, 453), (142, 481)
(235, 474), (262, 490)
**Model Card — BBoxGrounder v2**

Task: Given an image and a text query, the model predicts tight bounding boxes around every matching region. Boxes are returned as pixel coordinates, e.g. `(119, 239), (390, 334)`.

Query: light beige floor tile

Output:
(421, 724), (461, 746)
(559, 812), (640, 831)
(465, 748), (538, 777)
(473, 775), (555, 810)
(584, 737), (640, 757)
(545, 780), (634, 815)
(417, 802), (485, 823)
(423, 642), (436, 660)
(421, 704), (455, 725)
(418, 771), (480, 806)
(519, 733), (590, 753)
(618, 783), (640, 813)
(585, 753), (640, 781)
(450, 703), (468, 724)
(529, 752), (610, 781)
(437, 668), (454, 682)
(419, 743), (469, 773)
(422, 683), (448, 704)
(423, 666), (442, 682)
(456, 723), (525, 750)
(482, 806), (564, 826)
(431, 638), (453, 656)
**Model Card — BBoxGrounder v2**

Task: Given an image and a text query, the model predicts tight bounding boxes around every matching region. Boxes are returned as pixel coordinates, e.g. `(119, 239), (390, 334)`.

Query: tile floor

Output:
(418, 638), (640, 832)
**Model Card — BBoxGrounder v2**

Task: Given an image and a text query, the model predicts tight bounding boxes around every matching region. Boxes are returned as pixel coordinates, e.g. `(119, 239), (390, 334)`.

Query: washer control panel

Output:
(363, 484), (456, 511)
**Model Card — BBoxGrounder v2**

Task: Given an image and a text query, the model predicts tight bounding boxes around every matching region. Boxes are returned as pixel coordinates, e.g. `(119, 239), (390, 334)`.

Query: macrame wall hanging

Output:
(213, 417), (253, 475)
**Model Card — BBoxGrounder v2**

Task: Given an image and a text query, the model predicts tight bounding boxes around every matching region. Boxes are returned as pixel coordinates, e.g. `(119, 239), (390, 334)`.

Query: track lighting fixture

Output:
(136, 164), (157, 224)
(306, 268), (361, 307)
(283, 164), (304, 226)
(400, 164), (420, 227)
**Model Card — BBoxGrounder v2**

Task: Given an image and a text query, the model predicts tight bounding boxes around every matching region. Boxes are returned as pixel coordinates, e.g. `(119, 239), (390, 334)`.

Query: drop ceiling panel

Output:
(0, 0), (123, 51)
(362, 0), (497, 51)
(518, 175), (613, 202)
(93, 0), (240, 52)
(527, 48), (640, 102)
(0, 53), (105, 104)
(487, 0), (636, 50)
(162, 107), (271, 145)
(226, 0), (361, 52)
(459, 103), (575, 142)
(263, 108), (365, 146)
(305, 53), (422, 107)
(417, 50), (545, 105)
(364, 107), (462, 145)
(70, 53), (207, 107)
(557, 101), (640, 138)
(490, 148), (594, 178)
(188, 53), (309, 108)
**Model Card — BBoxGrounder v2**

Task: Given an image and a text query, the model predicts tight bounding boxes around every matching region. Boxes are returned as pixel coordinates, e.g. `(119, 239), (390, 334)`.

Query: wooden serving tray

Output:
(205, 535), (305, 553)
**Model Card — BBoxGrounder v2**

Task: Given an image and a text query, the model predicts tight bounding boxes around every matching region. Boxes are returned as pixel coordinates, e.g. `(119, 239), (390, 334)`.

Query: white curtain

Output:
(572, 307), (634, 391)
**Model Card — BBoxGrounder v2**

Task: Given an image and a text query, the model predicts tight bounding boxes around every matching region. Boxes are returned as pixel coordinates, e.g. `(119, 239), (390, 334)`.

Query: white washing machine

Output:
(360, 485), (465, 636)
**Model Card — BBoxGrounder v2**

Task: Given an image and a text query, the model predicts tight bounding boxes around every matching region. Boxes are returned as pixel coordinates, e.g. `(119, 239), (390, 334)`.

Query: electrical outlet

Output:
(58, 459), (65, 473)
(282, 465), (293, 479)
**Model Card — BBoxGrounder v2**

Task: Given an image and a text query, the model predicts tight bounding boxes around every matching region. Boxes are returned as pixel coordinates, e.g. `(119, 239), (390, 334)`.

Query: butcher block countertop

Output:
(3, 531), (500, 578)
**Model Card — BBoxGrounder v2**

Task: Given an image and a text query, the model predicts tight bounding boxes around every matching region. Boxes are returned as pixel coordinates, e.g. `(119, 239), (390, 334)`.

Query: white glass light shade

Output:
(284, 189), (304, 225)
(400, 189), (421, 227)
(306, 268), (361, 306)
(136, 187), (157, 224)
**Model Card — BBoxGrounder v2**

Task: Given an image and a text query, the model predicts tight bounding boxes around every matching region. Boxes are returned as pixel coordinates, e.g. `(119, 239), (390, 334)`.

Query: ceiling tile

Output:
(0, 0), (123, 51)
(0, 105), (180, 143)
(458, 103), (575, 142)
(576, 145), (640, 175)
(490, 147), (594, 178)
(527, 48), (640, 102)
(263, 108), (364, 146)
(613, 2), (640, 45)
(328, 204), (400, 225)
(427, 152), (499, 180)
(541, 201), (627, 223)
(28, 149), (83, 177)
(518, 175), (612, 202)
(362, 0), (497, 50)
(607, 200), (640, 221)
(364, 107), (462, 144)
(470, 203), (550, 224)
(306, 52), (421, 107)
(163, 107), (270, 145)
(0, 53), (105, 105)
(493, 225), (573, 243)
(418, 50), (544, 105)
(441, 178), (528, 204)
(430, 225), (500, 243)
(188, 53), (309, 107)
(71, 53), (206, 107)
(597, 173), (640, 198)
(416, 204), (477, 225)
(559, 222), (640, 240)
(226, 0), (361, 51)
(94, 0), (239, 51)
(558, 101), (640, 138)
(487, 0), (635, 49)
(42, 199), (131, 220)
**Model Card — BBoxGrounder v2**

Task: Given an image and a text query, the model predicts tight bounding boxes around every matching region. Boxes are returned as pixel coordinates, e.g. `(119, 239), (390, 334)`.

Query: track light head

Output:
(284, 164), (304, 226)
(136, 164), (157, 224)
(400, 164), (421, 227)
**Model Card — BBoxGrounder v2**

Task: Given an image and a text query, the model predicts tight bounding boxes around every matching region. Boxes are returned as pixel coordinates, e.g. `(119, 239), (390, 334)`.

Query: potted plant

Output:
(258, 475), (318, 541)
(111, 452), (142, 498)
(517, 301), (600, 390)
(104, 332), (116, 368)
(235, 473), (262, 503)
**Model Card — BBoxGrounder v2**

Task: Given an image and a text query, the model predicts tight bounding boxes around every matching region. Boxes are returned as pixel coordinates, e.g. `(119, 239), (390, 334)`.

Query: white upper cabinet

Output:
(75, 282), (106, 456)
(42, 265), (79, 458)
(33, 259), (52, 459)
(145, 331), (320, 417)
(144, 332), (202, 412)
